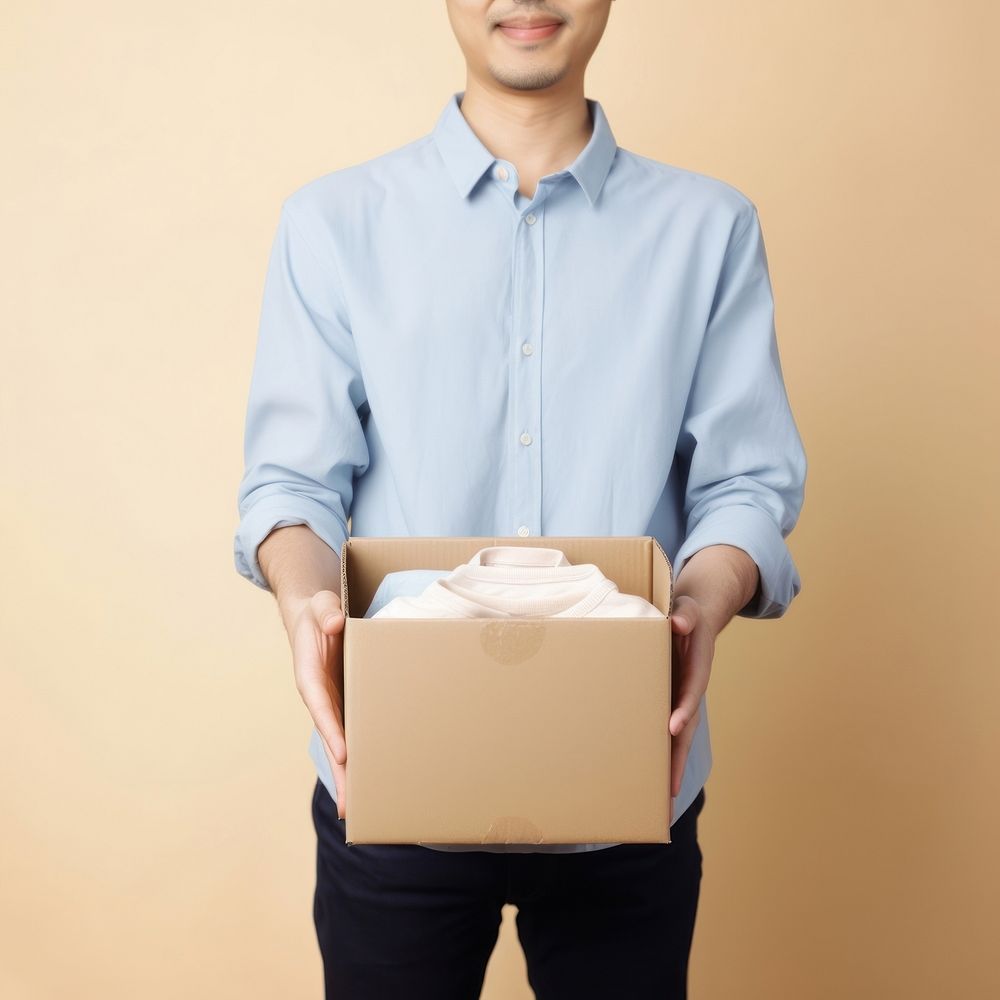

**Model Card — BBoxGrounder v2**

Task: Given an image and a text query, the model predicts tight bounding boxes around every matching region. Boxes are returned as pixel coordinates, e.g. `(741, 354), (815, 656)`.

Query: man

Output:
(233, 1), (807, 996)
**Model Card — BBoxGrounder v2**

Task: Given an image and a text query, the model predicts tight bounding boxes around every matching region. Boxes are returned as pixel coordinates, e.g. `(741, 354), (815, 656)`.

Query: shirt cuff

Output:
(671, 504), (801, 620)
(233, 492), (349, 592)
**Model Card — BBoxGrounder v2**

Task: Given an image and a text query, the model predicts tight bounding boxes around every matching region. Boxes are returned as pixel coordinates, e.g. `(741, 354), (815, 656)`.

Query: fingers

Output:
(334, 763), (346, 821)
(669, 619), (713, 738)
(320, 731), (348, 821)
(670, 706), (700, 798)
(305, 682), (347, 766)
(668, 595), (711, 798)
(294, 640), (346, 764)
(290, 592), (349, 820)
(292, 613), (348, 766)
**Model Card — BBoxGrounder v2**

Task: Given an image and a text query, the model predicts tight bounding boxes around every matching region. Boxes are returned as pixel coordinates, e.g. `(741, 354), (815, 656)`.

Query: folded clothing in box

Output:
(372, 545), (666, 620)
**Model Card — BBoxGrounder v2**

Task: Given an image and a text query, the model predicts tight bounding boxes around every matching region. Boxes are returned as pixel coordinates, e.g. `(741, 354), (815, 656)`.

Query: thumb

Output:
(311, 590), (345, 633)
(671, 596), (699, 634)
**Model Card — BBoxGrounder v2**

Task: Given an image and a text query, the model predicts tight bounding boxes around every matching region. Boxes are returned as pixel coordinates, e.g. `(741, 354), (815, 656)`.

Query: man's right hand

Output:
(285, 590), (349, 820)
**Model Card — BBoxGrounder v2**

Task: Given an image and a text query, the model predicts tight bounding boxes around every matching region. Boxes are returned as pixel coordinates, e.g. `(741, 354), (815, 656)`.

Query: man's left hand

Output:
(668, 595), (718, 819)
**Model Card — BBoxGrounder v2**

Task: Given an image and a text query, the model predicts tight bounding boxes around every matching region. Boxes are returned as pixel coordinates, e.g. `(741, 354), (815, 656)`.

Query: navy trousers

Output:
(311, 778), (705, 999)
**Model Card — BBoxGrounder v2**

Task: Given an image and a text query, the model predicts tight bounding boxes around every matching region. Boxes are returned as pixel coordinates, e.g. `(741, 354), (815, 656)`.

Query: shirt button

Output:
(519, 432), (533, 446)
(496, 165), (509, 181)
(521, 342), (533, 356)
(525, 213), (537, 225)
(517, 525), (530, 537)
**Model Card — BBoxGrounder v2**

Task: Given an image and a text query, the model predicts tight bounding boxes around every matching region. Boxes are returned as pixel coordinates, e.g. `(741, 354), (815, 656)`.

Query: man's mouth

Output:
(496, 19), (565, 43)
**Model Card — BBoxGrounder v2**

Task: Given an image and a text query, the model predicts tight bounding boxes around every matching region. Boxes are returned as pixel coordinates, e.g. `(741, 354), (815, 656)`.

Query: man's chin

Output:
(486, 64), (569, 93)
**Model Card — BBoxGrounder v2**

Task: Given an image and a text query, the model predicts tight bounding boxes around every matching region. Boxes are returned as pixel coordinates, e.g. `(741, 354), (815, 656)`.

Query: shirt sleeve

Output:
(233, 202), (370, 592)
(672, 205), (808, 619)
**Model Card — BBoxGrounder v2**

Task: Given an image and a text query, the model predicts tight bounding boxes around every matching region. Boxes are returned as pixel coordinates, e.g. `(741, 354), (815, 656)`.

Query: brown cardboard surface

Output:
(341, 536), (673, 846)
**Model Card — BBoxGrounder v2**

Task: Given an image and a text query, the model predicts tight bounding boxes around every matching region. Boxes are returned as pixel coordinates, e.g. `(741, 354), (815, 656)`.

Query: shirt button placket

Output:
(511, 200), (544, 539)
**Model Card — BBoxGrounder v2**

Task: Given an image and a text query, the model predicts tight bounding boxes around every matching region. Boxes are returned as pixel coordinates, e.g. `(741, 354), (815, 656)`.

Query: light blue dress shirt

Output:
(234, 90), (807, 850)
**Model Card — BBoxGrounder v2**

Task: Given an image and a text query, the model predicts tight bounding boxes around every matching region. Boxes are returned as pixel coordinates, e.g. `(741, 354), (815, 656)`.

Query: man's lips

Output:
(497, 21), (564, 42)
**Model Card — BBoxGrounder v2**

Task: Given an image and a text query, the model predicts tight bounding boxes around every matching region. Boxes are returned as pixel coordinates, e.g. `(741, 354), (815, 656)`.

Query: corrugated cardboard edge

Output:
(339, 539), (350, 616)
(650, 535), (675, 618)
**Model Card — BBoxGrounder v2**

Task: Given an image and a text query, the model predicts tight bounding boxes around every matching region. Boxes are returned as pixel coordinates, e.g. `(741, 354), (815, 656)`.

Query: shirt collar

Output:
(430, 90), (618, 207)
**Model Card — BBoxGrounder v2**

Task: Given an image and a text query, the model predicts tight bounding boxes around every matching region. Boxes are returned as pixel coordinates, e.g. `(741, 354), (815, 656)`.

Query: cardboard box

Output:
(340, 535), (674, 846)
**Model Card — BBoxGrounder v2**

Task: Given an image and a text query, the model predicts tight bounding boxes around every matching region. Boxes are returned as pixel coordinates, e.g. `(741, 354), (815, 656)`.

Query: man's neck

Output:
(457, 80), (593, 198)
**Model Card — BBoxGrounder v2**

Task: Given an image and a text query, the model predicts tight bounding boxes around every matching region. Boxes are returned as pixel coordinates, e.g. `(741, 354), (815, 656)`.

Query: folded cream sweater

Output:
(371, 545), (665, 620)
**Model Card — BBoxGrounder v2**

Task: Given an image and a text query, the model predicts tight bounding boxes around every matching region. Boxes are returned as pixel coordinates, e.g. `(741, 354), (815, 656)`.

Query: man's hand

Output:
(668, 596), (717, 820)
(285, 591), (349, 820)
(259, 525), (350, 819)
(667, 543), (760, 822)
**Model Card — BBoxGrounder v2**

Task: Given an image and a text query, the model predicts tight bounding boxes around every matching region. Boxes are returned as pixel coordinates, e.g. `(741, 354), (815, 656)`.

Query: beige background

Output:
(2, 1), (997, 997)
